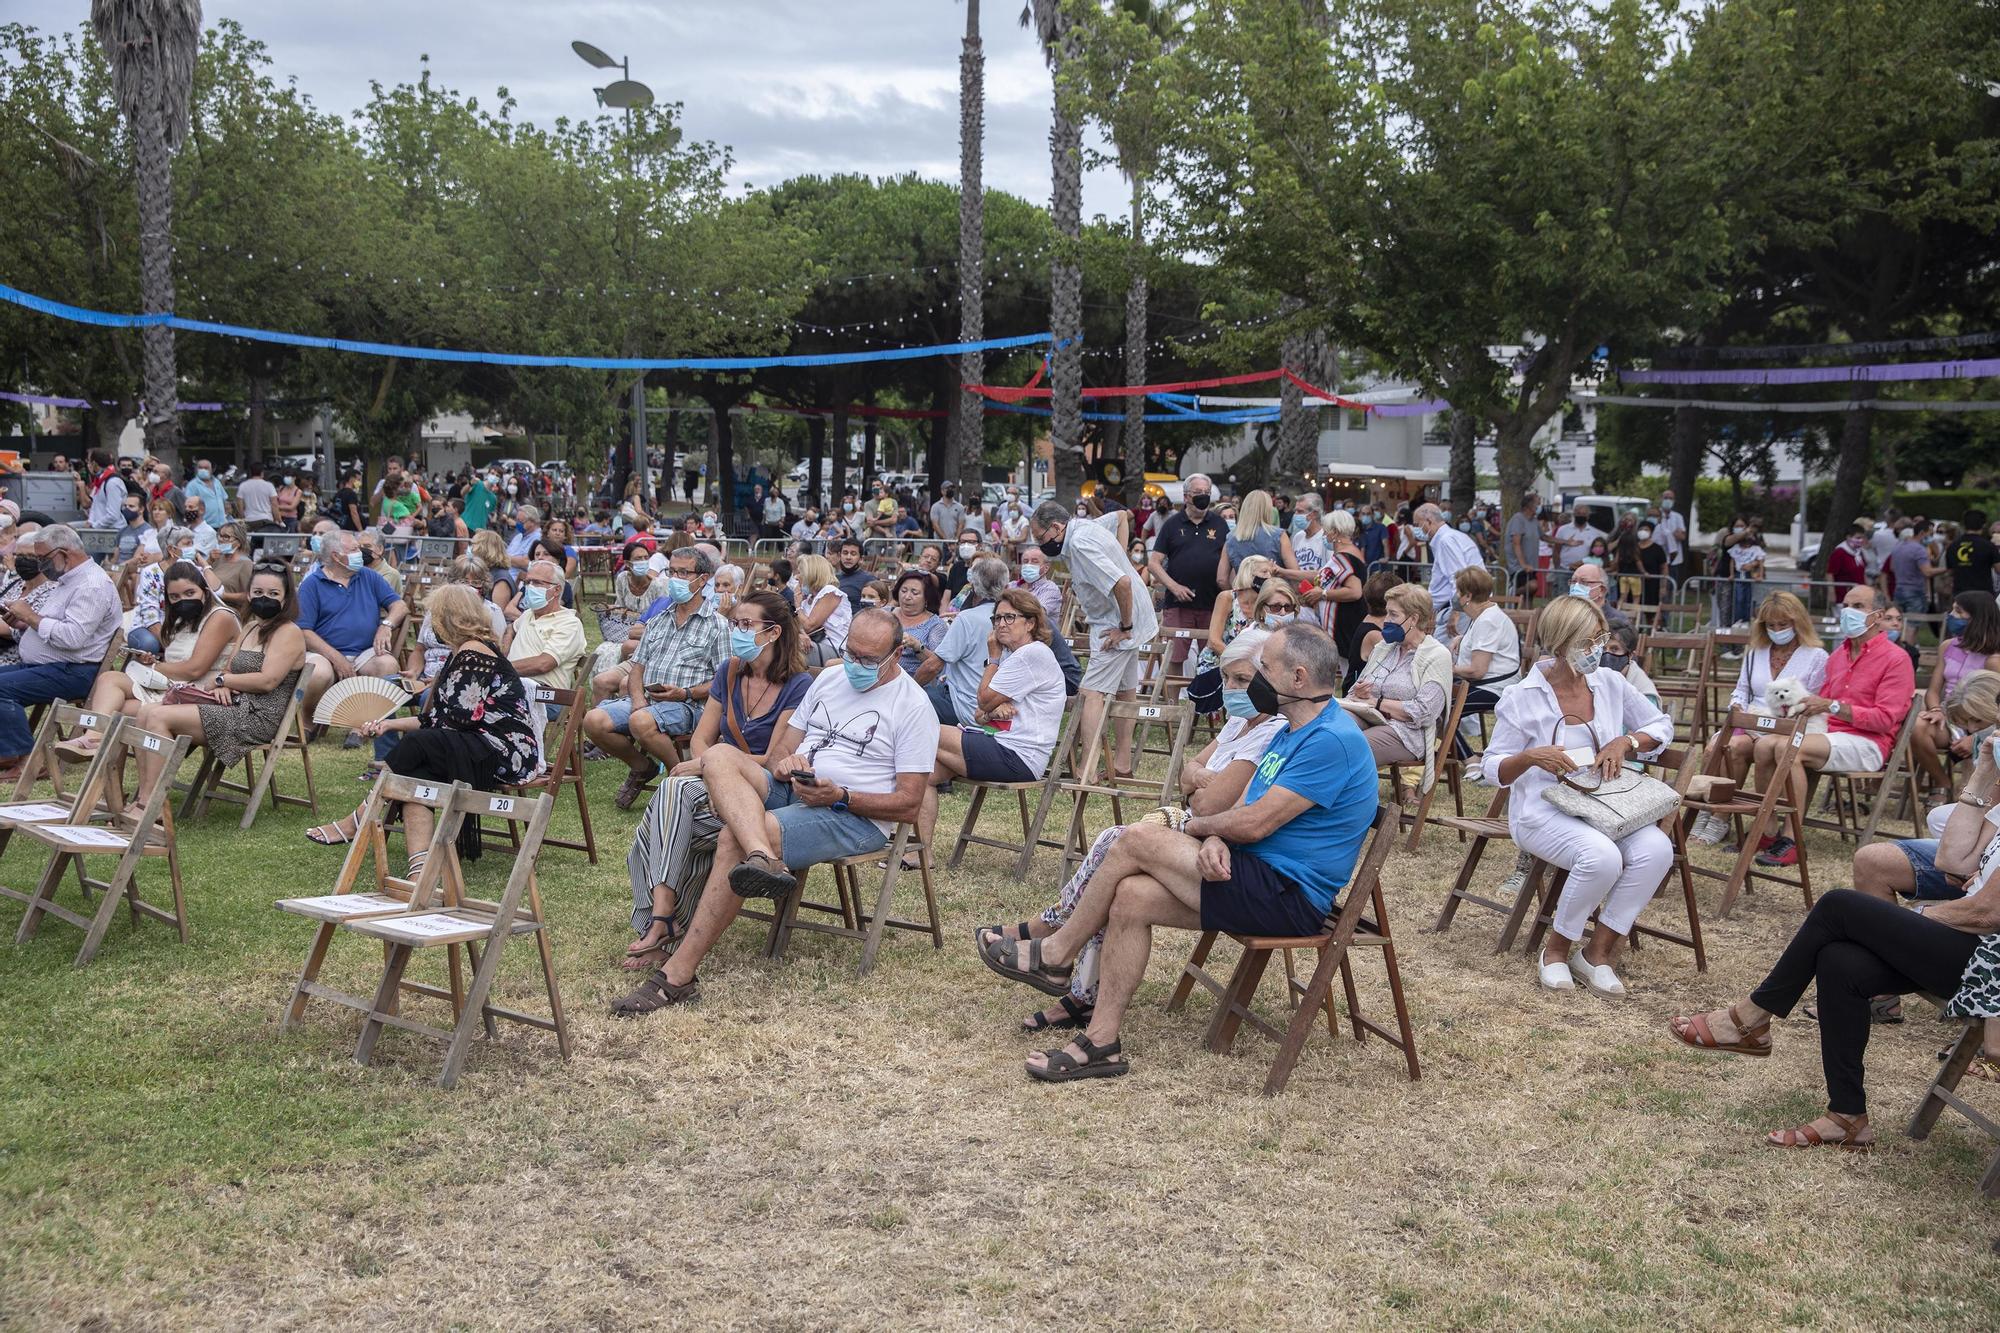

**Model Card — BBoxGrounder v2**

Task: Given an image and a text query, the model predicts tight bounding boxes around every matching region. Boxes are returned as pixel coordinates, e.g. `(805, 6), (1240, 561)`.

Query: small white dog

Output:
(1764, 677), (1830, 734)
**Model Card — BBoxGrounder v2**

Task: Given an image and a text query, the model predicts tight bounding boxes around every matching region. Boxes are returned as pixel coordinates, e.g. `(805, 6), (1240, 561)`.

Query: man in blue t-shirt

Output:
(979, 622), (1379, 1083)
(296, 529), (409, 711)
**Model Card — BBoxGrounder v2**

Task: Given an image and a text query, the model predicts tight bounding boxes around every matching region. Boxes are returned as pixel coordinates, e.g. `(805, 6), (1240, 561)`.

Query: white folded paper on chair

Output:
(0, 801), (75, 821)
(48, 825), (135, 848)
(277, 892), (410, 917)
(356, 912), (490, 942)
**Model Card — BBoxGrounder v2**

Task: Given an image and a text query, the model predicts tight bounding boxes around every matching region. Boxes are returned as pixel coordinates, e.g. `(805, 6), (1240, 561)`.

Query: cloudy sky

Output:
(19, 0), (1130, 217)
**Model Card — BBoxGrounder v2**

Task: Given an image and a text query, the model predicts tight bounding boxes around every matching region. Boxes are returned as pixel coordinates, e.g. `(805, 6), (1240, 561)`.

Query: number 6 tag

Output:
(78, 713), (98, 728)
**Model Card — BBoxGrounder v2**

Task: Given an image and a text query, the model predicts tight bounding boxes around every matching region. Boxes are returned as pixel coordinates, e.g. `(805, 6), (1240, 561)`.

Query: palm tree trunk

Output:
(1047, 28), (1086, 502)
(1275, 328), (1331, 488)
(1448, 411), (1477, 511)
(135, 73), (179, 456)
(1122, 177), (1148, 508)
(953, 0), (986, 498)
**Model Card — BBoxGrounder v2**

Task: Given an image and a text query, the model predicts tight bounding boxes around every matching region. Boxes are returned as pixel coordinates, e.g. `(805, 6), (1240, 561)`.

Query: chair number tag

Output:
(78, 714), (97, 728)
(142, 735), (161, 751)
(1754, 716), (1775, 729)
(413, 784), (438, 801)
(1138, 705), (1163, 718)
(491, 797), (514, 813)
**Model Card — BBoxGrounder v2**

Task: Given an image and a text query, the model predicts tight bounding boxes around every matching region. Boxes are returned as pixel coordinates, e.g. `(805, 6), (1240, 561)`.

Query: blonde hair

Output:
(1750, 590), (1822, 650)
(794, 552), (835, 597)
(427, 583), (494, 649)
(1253, 581), (1300, 618)
(1537, 594), (1606, 659)
(470, 529), (509, 569)
(1384, 582), (1435, 633)
(1231, 555), (1276, 591)
(1944, 669), (2000, 735)
(1454, 565), (1494, 604)
(1233, 489), (1276, 542)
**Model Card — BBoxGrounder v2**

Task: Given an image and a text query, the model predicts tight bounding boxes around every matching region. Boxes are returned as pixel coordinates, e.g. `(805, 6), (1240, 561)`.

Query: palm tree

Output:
(953, 1), (986, 500)
(1022, 0), (1086, 500)
(92, 0), (202, 457)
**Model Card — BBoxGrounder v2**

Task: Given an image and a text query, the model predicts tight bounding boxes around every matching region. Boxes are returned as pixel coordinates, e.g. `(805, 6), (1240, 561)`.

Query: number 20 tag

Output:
(491, 797), (514, 813)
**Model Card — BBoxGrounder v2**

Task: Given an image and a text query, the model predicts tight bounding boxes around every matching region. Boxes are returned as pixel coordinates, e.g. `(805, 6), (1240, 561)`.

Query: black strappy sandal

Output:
(973, 920), (1037, 953)
(1023, 995), (1093, 1032)
(1026, 1034), (1128, 1082)
(980, 934), (1074, 997)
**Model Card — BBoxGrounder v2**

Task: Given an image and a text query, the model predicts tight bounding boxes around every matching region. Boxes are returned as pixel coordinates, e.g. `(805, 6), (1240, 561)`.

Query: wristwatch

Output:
(832, 786), (851, 812)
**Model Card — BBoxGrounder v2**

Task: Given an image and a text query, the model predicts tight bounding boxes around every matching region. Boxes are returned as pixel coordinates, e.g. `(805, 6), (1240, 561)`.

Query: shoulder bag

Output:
(1538, 715), (1681, 840)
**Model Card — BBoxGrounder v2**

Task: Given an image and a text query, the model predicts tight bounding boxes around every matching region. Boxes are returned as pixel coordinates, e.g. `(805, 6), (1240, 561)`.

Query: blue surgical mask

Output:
(1019, 565), (1043, 583)
(1378, 621), (1407, 644)
(1221, 688), (1258, 720)
(308, 534), (322, 554)
(1767, 626), (1796, 646)
(1264, 612), (1296, 628)
(198, 468), (211, 479)
(667, 577), (693, 605)
(1289, 514), (1309, 535)
(217, 543), (235, 556)
(345, 550), (364, 571)
(519, 584), (549, 612)
(1838, 606), (1871, 637)
(1569, 582), (1593, 600)
(730, 626), (766, 660)
(1946, 614), (1970, 638)
(1887, 627), (1901, 643)
(842, 658), (880, 691)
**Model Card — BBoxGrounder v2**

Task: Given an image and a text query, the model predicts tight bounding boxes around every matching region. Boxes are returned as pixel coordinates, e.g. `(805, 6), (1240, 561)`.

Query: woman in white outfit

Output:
(1483, 596), (1676, 994)
(1692, 590), (1828, 845)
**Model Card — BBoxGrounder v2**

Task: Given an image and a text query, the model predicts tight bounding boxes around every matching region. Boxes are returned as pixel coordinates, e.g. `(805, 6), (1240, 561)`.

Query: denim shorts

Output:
(597, 696), (698, 736)
(772, 798), (888, 869)
(1894, 839), (1965, 901)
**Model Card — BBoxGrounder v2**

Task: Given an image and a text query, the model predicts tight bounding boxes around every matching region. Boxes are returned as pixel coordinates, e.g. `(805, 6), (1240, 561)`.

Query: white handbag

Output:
(1537, 717), (1681, 840)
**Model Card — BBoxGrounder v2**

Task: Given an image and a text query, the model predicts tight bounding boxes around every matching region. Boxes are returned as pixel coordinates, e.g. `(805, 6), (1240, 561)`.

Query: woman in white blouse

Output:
(973, 628), (1287, 1030)
(1449, 566), (1521, 717)
(1692, 591), (1828, 845)
(792, 553), (852, 662)
(1483, 596), (1676, 995)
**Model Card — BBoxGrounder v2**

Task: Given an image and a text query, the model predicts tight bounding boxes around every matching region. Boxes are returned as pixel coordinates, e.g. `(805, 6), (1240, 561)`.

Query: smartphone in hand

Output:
(792, 767), (820, 787)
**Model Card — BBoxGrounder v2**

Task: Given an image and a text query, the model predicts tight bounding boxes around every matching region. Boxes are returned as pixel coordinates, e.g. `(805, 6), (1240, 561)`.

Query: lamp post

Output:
(573, 40), (656, 507)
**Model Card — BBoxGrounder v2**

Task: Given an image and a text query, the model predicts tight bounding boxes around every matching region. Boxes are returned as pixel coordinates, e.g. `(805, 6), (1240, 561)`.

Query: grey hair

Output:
(162, 525), (194, 550)
(1294, 492), (1323, 516)
(1327, 509), (1356, 539)
(526, 558), (563, 585)
(669, 545), (717, 577)
(848, 606), (901, 646)
(40, 524), (83, 554)
(1219, 626), (1271, 671)
(450, 555), (492, 592)
(1032, 500), (1071, 530)
(1608, 622), (1641, 654)
(1269, 622), (1341, 691)
(518, 505), (542, 526)
(1868, 586), (1890, 612)
(322, 529), (359, 561)
(1183, 472), (1212, 492)
(1413, 503), (1443, 526)
(968, 555), (1011, 602)
(716, 563), (745, 586)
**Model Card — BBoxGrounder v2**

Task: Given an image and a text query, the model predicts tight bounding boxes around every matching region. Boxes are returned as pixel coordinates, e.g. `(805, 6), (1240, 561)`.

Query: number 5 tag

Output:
(413, 784), (438, 801)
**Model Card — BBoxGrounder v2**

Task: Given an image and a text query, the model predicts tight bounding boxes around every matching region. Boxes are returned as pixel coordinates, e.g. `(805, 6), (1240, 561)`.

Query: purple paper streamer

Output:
(1621, 358), (2000, 386)
(1, 390), (223, 411)
(1371, 400), (1451, 416)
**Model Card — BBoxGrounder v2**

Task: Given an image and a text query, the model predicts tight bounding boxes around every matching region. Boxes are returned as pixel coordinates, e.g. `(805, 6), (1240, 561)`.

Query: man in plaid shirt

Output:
(584, 546), (728, 808)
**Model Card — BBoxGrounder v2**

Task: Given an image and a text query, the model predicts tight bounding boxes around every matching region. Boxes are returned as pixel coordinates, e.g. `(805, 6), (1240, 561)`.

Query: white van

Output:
(1569, 494), (1651, 535)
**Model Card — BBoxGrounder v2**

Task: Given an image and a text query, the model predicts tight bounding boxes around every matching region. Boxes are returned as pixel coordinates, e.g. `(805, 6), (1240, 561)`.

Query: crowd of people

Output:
(4, 451), (1998, 1160)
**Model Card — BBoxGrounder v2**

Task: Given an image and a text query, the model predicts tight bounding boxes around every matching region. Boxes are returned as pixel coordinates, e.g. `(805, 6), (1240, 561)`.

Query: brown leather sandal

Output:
(1667, 1003), (1772, 1057)
(1766, 1110), (1874, 1150)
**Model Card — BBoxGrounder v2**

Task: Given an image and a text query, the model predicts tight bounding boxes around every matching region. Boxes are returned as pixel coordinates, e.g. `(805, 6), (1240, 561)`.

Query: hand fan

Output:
(1337, 697), (1387, 729)
(313, 677), (411, 728)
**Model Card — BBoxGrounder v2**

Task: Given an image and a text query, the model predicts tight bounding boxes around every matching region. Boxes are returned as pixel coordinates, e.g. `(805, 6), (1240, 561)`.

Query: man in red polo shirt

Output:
(1748, 584), (1914, 867)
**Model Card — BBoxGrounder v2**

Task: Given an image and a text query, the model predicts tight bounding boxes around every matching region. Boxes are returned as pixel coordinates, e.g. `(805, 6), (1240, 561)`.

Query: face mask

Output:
(1264, 612), (1296, 628)
(860, 598), (881, 610)
(1378, 620), (1407, 644)
(519, 585), (549, 612)
(1290, 515), (1309, 535)
(38, 556), (61, 580)
(123, 509), (141, 523)
(1600, 651), (1630, 674)
(1187, 493), (1210, 512)
(730, 626), (767, 660)
(1767, 626), (1796, 646)
(1568, 643), (1604, 674)
(842, 658), (881, 691)
(283, 476), (294, 487)
(1246, 669), (1330, 714)
(1636, 528), (1652, 541)
(1037, 536), (1064, 559)
(958, 544), (977, 560)
(249, 595), (282, 619)
(1838, 607), (1871, 637)
(1887, 627), (1902, 643)
(1661, 499), (1673, 512)
(1440, 509), (1453, 523)
(309, 534), (323, 555)
(667, 577), (694, 605)
(842, 503), (855, 513)
(360, 549), (377, 566)
(198, 468), (211, 480)
(13, 556), (39, 581)
(345, 551), (364, 572)
(1459, 522), (1473, 533)
(703, 513), (717, 528)
(1221, 688), (1258, 720)
(1019, 565), (1042, 583)
(1569, 582), (1594, 600)
(1946, 614), (1970, 638)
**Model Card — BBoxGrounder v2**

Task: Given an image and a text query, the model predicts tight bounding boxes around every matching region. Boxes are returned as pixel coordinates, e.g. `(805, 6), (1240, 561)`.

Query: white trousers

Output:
(1513, 814), (1674, 941)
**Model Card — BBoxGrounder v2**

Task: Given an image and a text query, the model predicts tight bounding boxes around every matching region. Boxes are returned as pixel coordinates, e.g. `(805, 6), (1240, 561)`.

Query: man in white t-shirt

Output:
(236, 461), (278, 532)
(1413, 502), (1482, 617)
(1031, 499), (1157, 777)
(1654, 488), (1687, 575)
(612, 609), (938, 1013)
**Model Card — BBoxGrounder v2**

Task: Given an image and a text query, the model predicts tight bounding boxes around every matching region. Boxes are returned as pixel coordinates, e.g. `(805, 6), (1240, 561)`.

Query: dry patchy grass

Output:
(2, 747), (1998, 1330)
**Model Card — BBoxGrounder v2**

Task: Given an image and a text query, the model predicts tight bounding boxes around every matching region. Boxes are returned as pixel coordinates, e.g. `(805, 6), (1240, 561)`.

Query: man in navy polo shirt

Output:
(980, 622), (1378, 1083)
(296, 529), (408, 711)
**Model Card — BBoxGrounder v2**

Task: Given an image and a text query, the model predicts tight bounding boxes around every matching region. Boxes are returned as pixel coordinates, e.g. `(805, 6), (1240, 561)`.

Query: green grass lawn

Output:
(3, 737), (1999, 1329)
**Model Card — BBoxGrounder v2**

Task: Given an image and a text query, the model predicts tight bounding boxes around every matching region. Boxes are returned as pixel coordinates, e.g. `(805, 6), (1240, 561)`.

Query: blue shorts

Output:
(1894, 839), (1965, 900)
(1199, 847), (1327, 936)
(597, 697), (698, 736)
(769, 779), (889, 868)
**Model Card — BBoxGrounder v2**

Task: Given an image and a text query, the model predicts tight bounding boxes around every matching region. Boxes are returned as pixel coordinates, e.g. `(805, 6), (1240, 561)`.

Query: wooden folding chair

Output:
(10, 723), (192, 966)
(1805, 691), (1924, 848)
(1641, 633), (1712, 740)
(737, 821), (942, 977)
(336, 784), (568, 1088)
(1028, 697), (1196, 880)
(1701, 632), (1749, 728)
(1907, 1018), (2000, 1199)
(15, 701), (124, 804)
(1429, 785), (1525, 946)
(480, 684), (598, 863)
(1165, 804), (1417, 1094)
(1388, 679), (1469, 851)
(0, 709), (130, 908)
(25, 627), (125, 741)
(1682, 708), (1813, 918)
(948, 703), (1081, 874)
(179, 653), (322, 828)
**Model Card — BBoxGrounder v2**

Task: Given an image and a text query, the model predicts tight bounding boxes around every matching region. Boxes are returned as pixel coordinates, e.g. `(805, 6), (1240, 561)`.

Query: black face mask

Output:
(38, 556), (61, 581)
(248, 595), (283, 619)
(166, 595), (205, 626)
(123, 509), (141, 524)
(1246, 668), (1332, 715)
(13, 556), (39, 581)
(1037, 535), (1064, 560)
(1600, 652), (1631, 674)
(360, 550), (377, 566)
(1187, 493), (1211, 512)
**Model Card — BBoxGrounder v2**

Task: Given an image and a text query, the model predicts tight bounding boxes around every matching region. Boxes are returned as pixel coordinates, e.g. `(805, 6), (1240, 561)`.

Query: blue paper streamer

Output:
(0, 282), (1050, 371)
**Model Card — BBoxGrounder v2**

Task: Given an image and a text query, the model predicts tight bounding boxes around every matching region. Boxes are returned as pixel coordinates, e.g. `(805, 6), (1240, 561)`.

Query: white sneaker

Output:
(1538, 958), (1576, 990)
(1689, 813), (1727, 846)
(1568, 953), (1626, 996)
(1496, 866), (1529, 899)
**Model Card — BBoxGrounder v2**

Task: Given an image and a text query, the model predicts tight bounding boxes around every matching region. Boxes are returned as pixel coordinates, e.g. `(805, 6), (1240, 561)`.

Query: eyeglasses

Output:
(842, 645), (895, 670)
(728, 618), (769, 632)
(991, 612), (1025, 626)
(252, 559), (289, 573)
